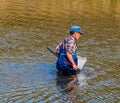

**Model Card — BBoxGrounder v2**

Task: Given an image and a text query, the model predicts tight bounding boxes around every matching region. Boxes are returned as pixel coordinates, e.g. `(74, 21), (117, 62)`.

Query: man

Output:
(55, 26), (83, 75)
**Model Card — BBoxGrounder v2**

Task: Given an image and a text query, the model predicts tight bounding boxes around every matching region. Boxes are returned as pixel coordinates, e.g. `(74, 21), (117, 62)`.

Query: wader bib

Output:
(56, 48), (78, 75)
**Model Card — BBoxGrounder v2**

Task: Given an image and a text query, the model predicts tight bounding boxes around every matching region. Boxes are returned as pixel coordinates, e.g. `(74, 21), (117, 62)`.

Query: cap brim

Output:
(80, 32), (83, 35)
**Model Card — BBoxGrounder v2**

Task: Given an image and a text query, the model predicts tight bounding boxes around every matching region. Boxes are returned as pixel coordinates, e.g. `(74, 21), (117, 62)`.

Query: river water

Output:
(0, 0), (120, 103)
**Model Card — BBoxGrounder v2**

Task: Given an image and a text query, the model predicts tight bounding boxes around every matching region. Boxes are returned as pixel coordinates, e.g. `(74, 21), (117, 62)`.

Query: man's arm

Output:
(66, 52), (78, 70)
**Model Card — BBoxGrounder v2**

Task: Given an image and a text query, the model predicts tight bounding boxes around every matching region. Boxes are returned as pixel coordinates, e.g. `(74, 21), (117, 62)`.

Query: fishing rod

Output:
(47, 47), (59, 57)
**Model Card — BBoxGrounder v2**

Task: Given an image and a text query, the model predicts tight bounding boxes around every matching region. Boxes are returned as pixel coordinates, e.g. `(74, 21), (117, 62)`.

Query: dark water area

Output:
(0, 0), (120, 102)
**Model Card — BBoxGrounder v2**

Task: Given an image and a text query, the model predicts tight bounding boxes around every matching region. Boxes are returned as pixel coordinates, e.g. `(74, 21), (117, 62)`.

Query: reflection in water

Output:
(56, 74), (78, 102)
(56, 69), (89, 103)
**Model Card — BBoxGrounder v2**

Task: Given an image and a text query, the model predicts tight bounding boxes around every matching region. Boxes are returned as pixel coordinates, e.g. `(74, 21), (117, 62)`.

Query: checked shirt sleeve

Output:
(55, 41), (62, 54)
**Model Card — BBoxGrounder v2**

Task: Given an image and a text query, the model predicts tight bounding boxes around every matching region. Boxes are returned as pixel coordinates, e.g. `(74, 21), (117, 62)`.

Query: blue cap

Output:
(70, 26), (83, 35)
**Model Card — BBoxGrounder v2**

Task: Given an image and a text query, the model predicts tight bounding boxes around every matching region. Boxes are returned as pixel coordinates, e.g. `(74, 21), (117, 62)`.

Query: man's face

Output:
(74, 32), (80, 40)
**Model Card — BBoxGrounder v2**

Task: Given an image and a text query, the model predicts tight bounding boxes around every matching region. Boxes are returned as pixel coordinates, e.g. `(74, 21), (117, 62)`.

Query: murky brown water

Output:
(0, 0), (120, 103)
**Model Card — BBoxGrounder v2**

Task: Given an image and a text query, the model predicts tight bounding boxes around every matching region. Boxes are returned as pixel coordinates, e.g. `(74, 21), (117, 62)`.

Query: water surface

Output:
(0, 0), (120, 102)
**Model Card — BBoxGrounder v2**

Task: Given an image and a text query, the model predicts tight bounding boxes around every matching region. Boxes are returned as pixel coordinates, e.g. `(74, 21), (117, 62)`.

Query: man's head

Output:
(70, 26), (83, 40)
(70, 26), (83, 35)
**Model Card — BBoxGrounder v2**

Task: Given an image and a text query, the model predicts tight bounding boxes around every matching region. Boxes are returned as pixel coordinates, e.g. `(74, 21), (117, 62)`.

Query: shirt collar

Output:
(70, 35), (77, 41)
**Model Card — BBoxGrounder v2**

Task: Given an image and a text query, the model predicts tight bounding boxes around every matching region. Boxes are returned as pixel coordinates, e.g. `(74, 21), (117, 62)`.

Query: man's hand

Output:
(73, 64), (81, 72)
(76, 68), (81, 72)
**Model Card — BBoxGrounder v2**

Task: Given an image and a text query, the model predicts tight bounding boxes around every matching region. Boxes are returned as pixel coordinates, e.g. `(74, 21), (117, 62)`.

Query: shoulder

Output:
(66, 36), (76, 44)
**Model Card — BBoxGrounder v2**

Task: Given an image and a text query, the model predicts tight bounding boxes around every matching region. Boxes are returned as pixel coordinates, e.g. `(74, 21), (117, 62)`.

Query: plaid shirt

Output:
(56, 36), (77, 54)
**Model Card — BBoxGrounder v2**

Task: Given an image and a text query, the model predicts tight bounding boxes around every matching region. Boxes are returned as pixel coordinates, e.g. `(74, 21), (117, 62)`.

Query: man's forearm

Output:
(66, 52), (76, 66)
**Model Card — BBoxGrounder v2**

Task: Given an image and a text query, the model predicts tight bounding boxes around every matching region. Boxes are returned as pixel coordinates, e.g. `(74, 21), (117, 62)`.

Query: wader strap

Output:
(60, 52), (77, 56)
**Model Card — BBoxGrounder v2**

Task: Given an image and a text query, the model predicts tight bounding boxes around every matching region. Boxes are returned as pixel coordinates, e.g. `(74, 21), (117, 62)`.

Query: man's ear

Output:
(72, 33), (75, 37)
(74, 32), (77, 36)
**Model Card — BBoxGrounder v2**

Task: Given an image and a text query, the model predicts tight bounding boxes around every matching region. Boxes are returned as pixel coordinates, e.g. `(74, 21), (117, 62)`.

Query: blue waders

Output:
(56, 49), (78, 75)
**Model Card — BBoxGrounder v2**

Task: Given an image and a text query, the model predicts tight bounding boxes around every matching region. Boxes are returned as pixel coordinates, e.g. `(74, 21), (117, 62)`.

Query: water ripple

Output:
(0, 0), (120, 102)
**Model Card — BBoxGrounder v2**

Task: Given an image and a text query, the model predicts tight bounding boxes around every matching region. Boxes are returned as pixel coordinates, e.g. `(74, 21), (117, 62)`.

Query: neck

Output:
(71, 35), (78, 40)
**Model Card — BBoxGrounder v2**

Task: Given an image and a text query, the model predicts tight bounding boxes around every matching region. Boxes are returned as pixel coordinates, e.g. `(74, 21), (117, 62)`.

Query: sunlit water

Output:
(0, 0), (120, 103)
